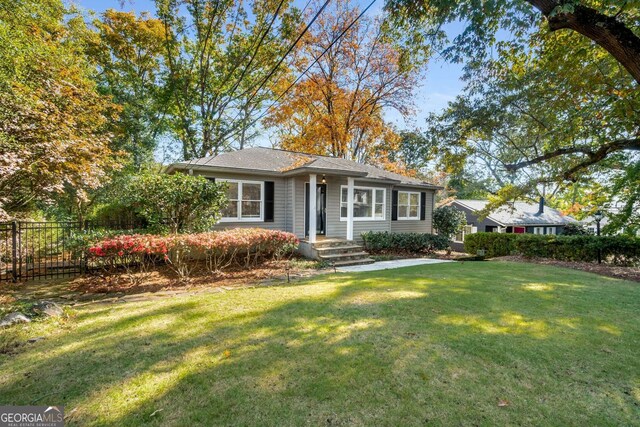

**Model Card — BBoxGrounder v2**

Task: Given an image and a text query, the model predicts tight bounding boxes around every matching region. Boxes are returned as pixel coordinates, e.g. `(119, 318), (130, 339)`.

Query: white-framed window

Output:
(397, 191), (421, 220)
(533, 227), (545, 235)
(219, 180), (264, 221)
(547, 227), (556, 235)
(340, 186), (386, 221)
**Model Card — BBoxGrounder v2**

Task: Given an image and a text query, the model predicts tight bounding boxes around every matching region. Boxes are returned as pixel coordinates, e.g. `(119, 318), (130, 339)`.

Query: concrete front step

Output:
(311, 239), (357, 249)
(318, 251), (371, 262)
(315, 245), (364, 255)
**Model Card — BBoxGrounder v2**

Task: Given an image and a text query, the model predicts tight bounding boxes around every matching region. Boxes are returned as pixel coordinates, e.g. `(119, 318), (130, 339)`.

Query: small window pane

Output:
(222, 201), (238, 218)
(374, 203), (383, 218)
(409, 206), (418, 218)
(341, 188), (348, 203)
(410, 193), (419, 205)
(242, 183), (261, 200)
(341, 205), (348, 218)
(398, 206), (408, 218)
(354, 189), (371, 204)
(399, 192), (408, 204)
(354, 204), (372, 218)
(375, 189), (384, 203)
(241, 201), (261, 218)
(226, 182), (239, 199)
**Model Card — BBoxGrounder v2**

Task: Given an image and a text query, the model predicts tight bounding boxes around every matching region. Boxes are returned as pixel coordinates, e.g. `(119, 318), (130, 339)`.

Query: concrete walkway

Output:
(337, 258), (455, 273)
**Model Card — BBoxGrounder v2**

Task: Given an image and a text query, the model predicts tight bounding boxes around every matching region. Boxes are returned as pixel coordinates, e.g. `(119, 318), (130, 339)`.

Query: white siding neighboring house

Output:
(167, 147), (442, 259)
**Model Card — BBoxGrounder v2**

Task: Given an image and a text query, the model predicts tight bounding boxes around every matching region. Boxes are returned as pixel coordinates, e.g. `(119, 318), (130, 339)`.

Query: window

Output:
(454, 225), (476, 243)
(547, 227), (556, 235)
(533, 227), (544, 235)
(340, 186), (386, 221)
(220, 180), (263, 221)
(397, 191), (420, 220)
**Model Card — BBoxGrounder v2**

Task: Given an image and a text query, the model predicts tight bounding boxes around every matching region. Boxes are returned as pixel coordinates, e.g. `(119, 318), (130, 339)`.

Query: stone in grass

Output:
(0, 312), (31, 328)
(32, 301), (64, 318)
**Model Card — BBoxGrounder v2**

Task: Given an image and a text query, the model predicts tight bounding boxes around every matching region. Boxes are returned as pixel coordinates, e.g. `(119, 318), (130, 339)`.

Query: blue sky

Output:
(73, 0), (465, 144)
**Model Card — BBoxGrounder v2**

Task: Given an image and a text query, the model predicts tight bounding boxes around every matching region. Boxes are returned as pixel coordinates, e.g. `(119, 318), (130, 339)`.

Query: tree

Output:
(0, 0), (120, 219)
(89, 10), (169, 166)
(123, 170), (228, 233)
(433, 205), (467, 240)
(385, 0), (640, 84)
(384, 0), (639, 176)
(156, 0), (298, 159)
(265, 0), (424, 167)
(385, 0), (638, 230)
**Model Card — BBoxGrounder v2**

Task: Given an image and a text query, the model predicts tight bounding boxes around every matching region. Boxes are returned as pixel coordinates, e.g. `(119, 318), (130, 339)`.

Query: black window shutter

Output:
(392, 190), (398, 221)
(264, 181), (275, 222)
(420, 192), (427, 221)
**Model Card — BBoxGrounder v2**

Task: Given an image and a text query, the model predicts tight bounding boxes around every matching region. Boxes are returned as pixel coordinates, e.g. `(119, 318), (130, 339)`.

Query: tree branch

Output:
(504, 137), (640, 173)
(526, 0), (640, 84)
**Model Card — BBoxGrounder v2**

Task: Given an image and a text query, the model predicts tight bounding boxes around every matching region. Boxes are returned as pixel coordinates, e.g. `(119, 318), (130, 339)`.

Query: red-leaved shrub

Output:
(87, 228), (299, 281)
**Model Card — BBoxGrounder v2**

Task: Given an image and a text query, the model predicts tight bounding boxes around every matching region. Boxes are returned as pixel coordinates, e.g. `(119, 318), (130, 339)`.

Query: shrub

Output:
(561, 223), (590, 235)
(361, 231), (449, 254)
(464, 232), (640, 265)
(463, 233), (518, 257)
(433, 206), (467, 239)
(86, 228), (299, 281)
(122, 170), (228, 233)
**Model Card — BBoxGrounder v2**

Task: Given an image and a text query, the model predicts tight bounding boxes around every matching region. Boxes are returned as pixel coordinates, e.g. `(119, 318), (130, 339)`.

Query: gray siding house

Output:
(447, 199), (579, 251)
(167, 147), (441, 264)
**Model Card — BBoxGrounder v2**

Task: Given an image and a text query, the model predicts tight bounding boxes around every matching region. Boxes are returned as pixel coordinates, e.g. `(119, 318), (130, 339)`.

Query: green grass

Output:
(1, 261), (639, 426)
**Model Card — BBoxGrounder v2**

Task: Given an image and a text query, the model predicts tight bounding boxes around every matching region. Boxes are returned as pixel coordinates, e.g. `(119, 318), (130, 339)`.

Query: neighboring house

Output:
(167, 147), (442, 264)
(447, 198), (579, 250)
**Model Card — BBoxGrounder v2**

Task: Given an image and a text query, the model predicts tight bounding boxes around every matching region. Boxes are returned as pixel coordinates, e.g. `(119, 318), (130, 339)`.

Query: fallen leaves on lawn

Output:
(498, 399), (510, 407)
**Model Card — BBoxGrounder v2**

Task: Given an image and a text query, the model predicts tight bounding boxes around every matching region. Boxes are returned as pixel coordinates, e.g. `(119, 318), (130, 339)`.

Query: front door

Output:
(305, 183), (327, 236)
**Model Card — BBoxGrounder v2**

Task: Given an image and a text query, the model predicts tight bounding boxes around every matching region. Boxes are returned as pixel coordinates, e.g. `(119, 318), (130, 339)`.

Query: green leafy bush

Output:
(561, 223), (590, 235)
(464, 232), (640, 265)
(433, 206), (467, 239)
(463, 233), (518, 257)
(361, 231), (449, 254)
(124, 171), (228, 233)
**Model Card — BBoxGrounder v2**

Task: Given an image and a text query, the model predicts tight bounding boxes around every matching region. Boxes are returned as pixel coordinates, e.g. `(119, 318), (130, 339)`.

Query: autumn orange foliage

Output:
(265, 0), (420, 176)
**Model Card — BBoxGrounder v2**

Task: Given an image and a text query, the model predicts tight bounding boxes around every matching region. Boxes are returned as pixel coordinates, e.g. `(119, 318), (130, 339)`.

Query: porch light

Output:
(321, 174), (326, 184)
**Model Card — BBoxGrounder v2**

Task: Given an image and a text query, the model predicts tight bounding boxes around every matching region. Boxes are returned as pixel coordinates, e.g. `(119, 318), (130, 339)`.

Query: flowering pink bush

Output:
(87, 228), (299, 279)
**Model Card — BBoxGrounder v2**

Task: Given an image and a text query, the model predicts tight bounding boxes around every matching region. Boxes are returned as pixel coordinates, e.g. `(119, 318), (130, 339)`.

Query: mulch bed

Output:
(68, 259), (327, 296)
(494, 256), (640, 282)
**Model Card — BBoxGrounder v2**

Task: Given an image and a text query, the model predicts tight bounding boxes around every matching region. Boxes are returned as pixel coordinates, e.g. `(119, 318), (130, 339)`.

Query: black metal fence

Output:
(0, 220), (146, 282)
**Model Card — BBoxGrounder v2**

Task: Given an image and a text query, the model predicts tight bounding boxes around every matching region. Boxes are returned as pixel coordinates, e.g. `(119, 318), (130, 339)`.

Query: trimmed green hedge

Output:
(361, 231), (450, 254)
(464, 232), (640, 266)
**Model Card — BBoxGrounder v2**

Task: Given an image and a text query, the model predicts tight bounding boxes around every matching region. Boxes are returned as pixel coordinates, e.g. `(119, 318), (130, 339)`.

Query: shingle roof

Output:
(169, 147), (440, 189)
(452, 199), (578, 226)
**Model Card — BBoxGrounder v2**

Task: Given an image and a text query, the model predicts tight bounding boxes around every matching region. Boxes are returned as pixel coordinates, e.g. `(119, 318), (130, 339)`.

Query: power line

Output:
(239, 0), (332, 108)
(216, 0), (378, 149)
(195, 0), (333, 165)
(182, 0), (317, 166)
(223, 0), (289, 102)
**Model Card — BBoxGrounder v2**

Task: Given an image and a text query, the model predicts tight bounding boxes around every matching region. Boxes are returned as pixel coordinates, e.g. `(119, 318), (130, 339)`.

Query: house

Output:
(167, 147), (442, 265)
(447, 198), (579, 249)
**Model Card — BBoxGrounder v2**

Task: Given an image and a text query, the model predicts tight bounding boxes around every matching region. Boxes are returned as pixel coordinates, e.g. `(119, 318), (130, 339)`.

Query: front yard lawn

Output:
(1, 261), (639, 426)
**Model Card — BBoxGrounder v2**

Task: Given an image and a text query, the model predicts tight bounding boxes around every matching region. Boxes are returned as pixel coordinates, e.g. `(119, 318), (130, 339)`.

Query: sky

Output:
(73, 0), (466, 149)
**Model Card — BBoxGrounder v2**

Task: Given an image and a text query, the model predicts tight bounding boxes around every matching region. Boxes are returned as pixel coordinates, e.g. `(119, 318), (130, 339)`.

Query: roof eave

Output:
(168, 163), (283, 176)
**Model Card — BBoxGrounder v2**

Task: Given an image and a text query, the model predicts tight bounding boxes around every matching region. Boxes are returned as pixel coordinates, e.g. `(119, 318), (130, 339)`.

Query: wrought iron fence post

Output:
(11, 221), (17, 282)
(80, 220), (87, 275)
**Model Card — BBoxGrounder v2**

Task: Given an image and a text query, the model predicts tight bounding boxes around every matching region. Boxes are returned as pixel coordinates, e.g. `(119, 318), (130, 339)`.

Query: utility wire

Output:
(196, 0), (334, 165)
(216, 0), (378, 149)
